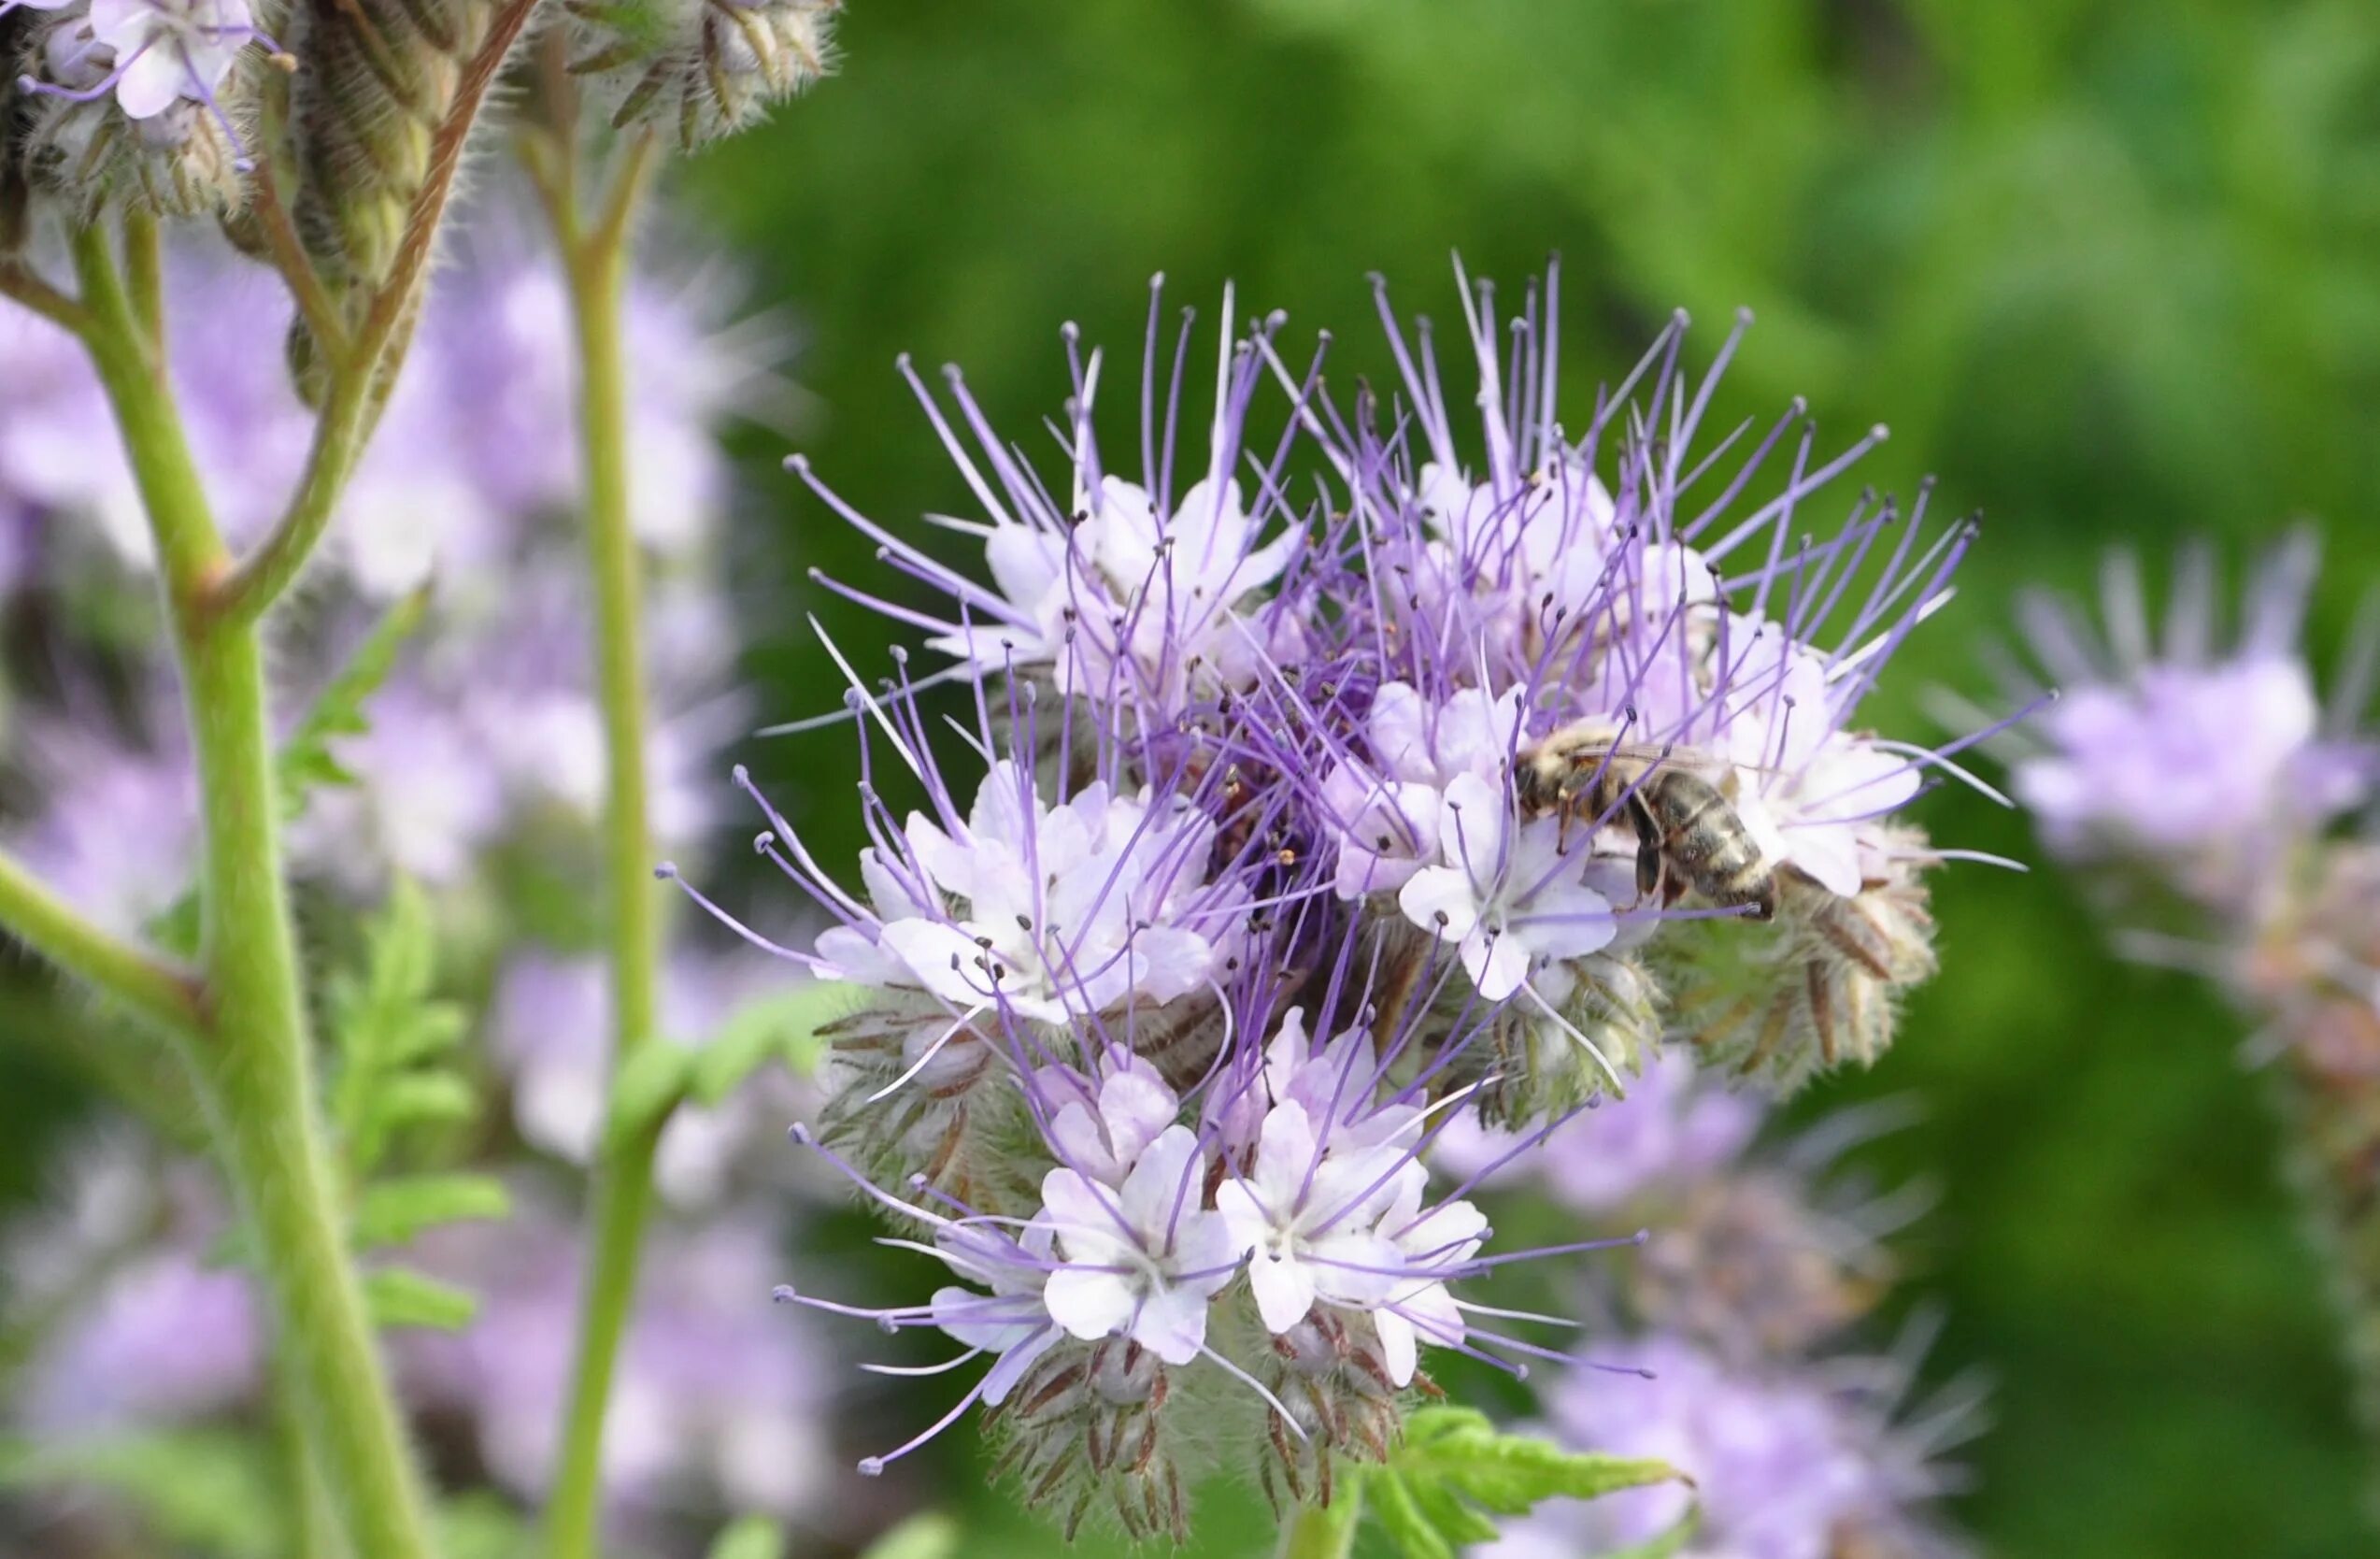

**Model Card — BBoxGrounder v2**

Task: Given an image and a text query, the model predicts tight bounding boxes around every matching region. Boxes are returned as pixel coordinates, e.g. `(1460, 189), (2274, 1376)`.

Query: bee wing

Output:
(1576, 738), (1790, 780)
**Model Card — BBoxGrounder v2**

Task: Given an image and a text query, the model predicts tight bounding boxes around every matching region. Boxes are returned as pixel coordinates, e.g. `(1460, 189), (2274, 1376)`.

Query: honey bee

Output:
(1515, 719), (1777, 921)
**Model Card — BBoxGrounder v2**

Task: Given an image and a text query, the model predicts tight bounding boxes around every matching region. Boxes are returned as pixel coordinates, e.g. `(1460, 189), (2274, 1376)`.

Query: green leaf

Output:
(327, 878), (476, 1175)
(1592, 1503), (1703, 1559)
(0, 1430), (286, 1559)
(688, 981), (853, 1105)
(372, 1070), (478, 1134)
(1363, 1408), (1684, 1559)
(605, 1039), (695, 1153)
(706, 1514), (788, 1559)
(363, 1266), (480, 1331)
(352, 1173), (512, 1249)
(278, 586), (432, 822)
(855, 1512), (962, 1559)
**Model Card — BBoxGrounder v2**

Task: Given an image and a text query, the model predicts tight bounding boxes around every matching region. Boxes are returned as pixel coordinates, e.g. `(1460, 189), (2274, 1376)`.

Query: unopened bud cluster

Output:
(691, 262), (1983, 1535)
(565, 0), (833, 150)
(1989, 530), (2380, 1446)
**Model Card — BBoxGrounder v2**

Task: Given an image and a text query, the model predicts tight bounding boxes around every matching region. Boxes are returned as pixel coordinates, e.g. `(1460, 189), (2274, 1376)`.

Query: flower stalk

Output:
(62, 221), (442, 1559)
(534, 122), (667, 1559)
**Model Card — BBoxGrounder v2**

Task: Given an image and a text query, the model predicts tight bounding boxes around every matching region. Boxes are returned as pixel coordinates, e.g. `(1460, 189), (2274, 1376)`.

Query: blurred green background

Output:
(674, 1), (2380, 1554)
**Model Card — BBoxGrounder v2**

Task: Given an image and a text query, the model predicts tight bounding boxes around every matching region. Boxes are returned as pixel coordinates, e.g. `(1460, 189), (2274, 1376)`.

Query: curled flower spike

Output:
(1490, 1330), (1978, 1559)
(1981, 527), (2377, 922)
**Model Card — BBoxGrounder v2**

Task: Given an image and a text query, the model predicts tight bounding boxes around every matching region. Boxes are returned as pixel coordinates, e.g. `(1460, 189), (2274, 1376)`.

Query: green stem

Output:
(1275, 1489), (1364, 1559)
(540, 141), (664, 1559)
(276, 1346), (348, 1559)
(68, 225), (440, 1559)
(0, 846), (206, 1037)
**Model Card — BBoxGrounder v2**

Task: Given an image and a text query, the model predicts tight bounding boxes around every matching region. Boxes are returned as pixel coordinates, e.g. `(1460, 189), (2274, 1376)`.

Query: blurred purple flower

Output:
(491, 946), (813, 1208)
(402, 1195), (831, 1523)
(1487, 1334), (1967, 1559)
(1432, 1051), (1763, 1213)
(6, 699), (198, 935)
(1991, 531), (2375, 918)
(4, 1138), (261, 1438)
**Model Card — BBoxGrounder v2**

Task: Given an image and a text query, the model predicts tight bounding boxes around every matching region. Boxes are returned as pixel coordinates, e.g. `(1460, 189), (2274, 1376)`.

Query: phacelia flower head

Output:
(1486, 1333), (1971, 1559)
(717, 260), (1985, 1543)
(1988, 529), (2374, 922)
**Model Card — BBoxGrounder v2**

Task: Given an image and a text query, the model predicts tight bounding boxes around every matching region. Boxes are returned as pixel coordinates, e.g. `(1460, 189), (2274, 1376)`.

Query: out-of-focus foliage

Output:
(670, 2), (2380, 1554)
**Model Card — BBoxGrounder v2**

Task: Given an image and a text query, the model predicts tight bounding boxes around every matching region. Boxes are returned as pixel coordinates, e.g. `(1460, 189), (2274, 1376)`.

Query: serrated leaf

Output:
(1365, 1408), (1684, 1559)
(605, 1040), (695, 1154)
(855, 1512), (962, 1559)
(1368, 1465), (1456, 1559)
(0, 1430), (286, 1559)
(373, 1070), (478, 1134)
(706, 1514), (787, 1559)
(1397, 1407), (1678, 1512)
(352, 1173), (512, 1249)
(689, 981), (852, 1105)
(278, 586), (431, 822)
(364, 1266), (480, 1331)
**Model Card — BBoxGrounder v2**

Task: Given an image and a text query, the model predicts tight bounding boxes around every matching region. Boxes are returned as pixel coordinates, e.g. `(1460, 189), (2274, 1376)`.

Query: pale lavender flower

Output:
(490, 946), (814, 1209)
(6, 706), (197, 936)
(1432, 1050), (1762, 1213)
(402, 1195), (833, 1524)
(3, 1139), (262, 1438)
(1487, 1335), (1966, 1559)
(790, 281), (1316, 723)
(1396, 769), (1627, 1005)
(1990, 531), (2374, 918)
(1039, 1123), (1238, 1366)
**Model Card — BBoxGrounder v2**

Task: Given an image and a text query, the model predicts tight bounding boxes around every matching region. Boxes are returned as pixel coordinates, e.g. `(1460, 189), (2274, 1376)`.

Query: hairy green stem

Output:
(67, 225), (440, 1559)
(540, 138), (664, 1559)
(0, 846), (206, 1037)
(1275, 1490), (1364, 1559)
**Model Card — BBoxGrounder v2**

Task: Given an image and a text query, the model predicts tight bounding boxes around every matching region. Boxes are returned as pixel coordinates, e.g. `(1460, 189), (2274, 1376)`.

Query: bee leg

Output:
(1745, 877), (1778, 923)
(1626, 796), (1665, 907)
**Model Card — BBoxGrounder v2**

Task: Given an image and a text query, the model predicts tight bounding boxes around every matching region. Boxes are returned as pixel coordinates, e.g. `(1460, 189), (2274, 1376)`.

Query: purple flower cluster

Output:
(1988, 530), (2375, 923)
(704, 264), (1980, 1532)
(1488, 1334), (1967, 1559)
(0, 224), (762, 917)
(1435, 1052), (1970, 1555)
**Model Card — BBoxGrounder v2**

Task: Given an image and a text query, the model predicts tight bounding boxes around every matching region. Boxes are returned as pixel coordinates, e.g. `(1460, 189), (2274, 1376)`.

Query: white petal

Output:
(1044, 1267), (1135, 1342)
(1374, 1309), (1418, 1387)
(1118, 1125), (1204, 1239)
(1399, 866), (1480, 944)
(1132, 1280), (1214, 1366)
(1466, 926), (1531, 1002)
(1249, 1252), (1318, 1333)
(978, 1325), (1062, 1407)
(114, 44), (188, 119)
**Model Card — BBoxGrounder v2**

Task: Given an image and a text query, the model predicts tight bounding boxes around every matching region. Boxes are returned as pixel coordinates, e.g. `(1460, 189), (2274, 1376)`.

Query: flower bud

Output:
(986, 1338), (1187, 1544)
(566, 0), (834, 150)
(1664, 839), (1940, 1092)
(287, 0), (492, 293)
